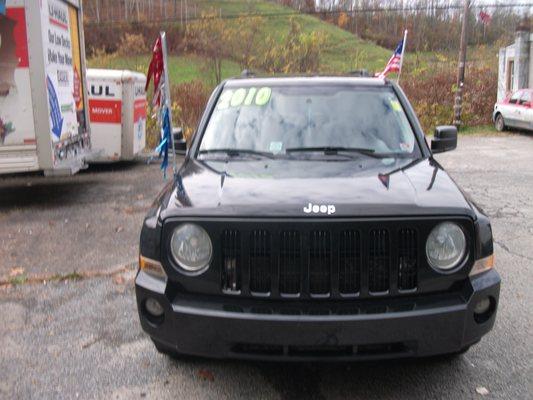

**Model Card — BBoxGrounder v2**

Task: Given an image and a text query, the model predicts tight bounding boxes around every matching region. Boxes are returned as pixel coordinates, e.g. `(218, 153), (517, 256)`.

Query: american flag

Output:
(378, 38), (404, 79)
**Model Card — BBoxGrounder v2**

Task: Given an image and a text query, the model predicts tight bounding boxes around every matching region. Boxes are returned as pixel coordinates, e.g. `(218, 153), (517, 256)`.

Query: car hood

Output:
(159, 157), (474, 219)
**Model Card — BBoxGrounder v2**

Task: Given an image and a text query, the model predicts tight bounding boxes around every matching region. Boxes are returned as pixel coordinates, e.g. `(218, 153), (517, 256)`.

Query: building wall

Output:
(530, 41), (533, 87)
(497, 31), (532, 102)
(514, 30), (530, 91)
(497, 46), (515, 102)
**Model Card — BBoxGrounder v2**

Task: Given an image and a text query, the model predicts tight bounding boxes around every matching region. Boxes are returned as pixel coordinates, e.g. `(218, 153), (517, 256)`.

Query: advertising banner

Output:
(133, 81), (147, 155)
(40, 0), (85, 143)
(88, 80), (122, 124)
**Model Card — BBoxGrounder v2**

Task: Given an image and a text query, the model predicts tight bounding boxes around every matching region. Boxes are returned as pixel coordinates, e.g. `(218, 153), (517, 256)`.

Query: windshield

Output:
(198, 84), (419, 158)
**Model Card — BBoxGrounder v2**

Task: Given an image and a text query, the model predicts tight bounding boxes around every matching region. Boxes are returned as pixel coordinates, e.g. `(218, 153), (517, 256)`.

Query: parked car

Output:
(136, 76), (500, 361)
(493, 89), (533, 132)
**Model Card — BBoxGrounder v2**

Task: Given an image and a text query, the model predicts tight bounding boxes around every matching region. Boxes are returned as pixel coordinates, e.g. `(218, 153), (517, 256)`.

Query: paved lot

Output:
(0, 134), (532, 399)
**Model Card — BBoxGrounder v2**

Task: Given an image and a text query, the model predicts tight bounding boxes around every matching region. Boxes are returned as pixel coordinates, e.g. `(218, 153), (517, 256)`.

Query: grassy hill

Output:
(199, 0), (390, 72)
(87, 0), (390, 83)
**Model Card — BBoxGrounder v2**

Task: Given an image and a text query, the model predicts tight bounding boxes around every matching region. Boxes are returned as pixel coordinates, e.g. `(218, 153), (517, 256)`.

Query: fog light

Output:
(474, 297), (491, 315)
(145, 297), (164, 318)
(473, 296), (495, 324)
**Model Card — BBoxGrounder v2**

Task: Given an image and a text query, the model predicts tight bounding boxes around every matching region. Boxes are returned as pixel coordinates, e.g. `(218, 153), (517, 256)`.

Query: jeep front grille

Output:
(219, 225), (419, 299)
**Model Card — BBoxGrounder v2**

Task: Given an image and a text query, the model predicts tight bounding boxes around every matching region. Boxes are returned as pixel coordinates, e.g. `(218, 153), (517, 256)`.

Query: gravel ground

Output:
(0, 159), (171, 281)
(0, 134), (532, 399)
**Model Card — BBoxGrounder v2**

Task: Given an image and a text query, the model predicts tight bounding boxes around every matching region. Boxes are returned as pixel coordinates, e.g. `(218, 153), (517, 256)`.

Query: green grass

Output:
(9, 274), (27, 286)
(50, 271), (84, 282)
(88, 53), (242, 86)
(458, 124), (500, 135)
(201, 0), (391, 72)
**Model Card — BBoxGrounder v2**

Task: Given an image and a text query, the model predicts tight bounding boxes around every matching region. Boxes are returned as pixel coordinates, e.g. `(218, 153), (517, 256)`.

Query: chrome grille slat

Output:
(369, 229), (390, 293)
(249, 230), (271, 293)
(279, 231), (301, 295)
(398, 228), (418, 291)
(309, 231), (331, 295)
(339, 230), (361, 295)
(221, 230), (241, 293)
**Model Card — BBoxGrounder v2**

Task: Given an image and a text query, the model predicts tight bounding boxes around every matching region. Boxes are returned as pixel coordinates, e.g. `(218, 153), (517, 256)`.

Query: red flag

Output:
(479, 11), (491, 25)
(146, 35), (164, 107)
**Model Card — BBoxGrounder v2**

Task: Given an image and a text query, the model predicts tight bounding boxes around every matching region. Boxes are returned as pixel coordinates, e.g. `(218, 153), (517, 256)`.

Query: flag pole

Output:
(397, 29), (408, 84)
(160, 31), (178, 176)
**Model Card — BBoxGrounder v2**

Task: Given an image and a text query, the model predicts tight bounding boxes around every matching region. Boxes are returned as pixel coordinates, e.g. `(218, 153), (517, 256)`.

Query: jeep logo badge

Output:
(303, 203), (336, 215)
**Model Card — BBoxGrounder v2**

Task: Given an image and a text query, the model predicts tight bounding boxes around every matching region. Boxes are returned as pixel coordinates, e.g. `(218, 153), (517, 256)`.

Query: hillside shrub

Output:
(85, 22), (183, 57)
(171, 80), (211, 141)
(260, 18), (327, 74)
(117, 33), (148, 56)
(402, 63), (497, 133)
(185, 11), (231, 83)
(145, 80), (210, 149)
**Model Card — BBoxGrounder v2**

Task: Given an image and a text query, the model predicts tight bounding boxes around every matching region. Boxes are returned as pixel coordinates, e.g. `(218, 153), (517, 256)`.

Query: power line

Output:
(85, 2), (532, 26)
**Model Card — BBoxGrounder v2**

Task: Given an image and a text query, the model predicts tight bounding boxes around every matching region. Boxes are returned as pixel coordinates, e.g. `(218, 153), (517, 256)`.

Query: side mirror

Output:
(431, 125), (457, 154)
(173, 127), (187, 154)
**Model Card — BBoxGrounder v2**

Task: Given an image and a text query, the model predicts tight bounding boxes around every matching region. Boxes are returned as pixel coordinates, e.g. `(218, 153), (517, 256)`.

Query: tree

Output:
(261, 18), (327, 74)
(226, 16), (265, 70)
(185, 11), (230, 84)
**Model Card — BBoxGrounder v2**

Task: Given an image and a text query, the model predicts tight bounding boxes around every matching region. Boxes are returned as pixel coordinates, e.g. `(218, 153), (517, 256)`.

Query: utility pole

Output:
(453, 0), (470, 128)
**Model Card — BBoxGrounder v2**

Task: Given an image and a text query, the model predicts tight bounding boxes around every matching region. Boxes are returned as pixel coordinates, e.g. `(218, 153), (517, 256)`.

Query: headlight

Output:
(426, 222), (467, 271)
(170, 223), (212, 273)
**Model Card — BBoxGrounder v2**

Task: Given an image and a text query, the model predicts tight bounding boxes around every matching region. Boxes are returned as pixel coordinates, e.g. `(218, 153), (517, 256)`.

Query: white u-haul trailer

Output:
(0, 0), (91, 175)
(87, 69), (147, 162)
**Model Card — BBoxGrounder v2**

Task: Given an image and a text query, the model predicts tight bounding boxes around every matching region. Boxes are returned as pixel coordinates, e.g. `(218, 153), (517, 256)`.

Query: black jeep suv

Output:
(136, 77), (500, 360)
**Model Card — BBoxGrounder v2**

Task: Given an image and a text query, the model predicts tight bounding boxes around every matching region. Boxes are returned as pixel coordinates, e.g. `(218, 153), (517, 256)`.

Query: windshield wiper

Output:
(198, 148), (276, 159)
(285, 146), (377, 157)
(286, 146), (375, 154)
(284, 146), (409, 159)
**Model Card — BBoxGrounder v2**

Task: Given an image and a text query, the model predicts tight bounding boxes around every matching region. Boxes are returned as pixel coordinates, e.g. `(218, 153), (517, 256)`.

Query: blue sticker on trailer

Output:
(0, 0), (6, 15)
(46, 76), (64, 139)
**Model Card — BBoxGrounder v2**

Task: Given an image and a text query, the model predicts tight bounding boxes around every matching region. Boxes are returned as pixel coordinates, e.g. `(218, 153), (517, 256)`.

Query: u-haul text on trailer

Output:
(0, 0), (91, 175)
(87, 69), (147, 162)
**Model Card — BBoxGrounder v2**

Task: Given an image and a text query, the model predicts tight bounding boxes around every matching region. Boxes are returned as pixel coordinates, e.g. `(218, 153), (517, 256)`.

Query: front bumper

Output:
(135, 269), (500, 361)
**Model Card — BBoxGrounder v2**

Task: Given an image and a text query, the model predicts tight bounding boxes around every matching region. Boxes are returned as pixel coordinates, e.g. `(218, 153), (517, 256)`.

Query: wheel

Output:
(151, 338), (190, 360)
(494, 114), (506, 131)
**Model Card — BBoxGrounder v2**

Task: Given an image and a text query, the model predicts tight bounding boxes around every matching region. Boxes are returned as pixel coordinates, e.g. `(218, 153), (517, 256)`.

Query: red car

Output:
(493, 89), (533, 132)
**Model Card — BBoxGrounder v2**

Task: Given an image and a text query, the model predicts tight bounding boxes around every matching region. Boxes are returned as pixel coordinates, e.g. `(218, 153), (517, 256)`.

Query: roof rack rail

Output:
(241, 69), (256, 78)
(347, 69), (371, 77)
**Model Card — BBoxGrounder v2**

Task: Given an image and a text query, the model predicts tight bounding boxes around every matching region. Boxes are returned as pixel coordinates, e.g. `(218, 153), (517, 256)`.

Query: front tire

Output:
(495, 114), (506, 131)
